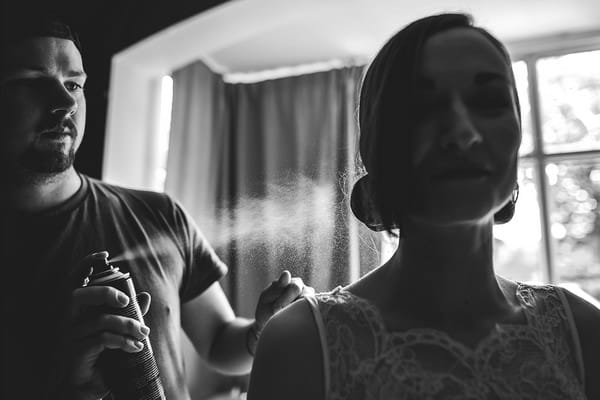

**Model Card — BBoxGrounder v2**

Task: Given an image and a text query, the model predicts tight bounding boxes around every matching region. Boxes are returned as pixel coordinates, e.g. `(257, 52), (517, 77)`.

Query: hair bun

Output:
(350, 174), (388, 232)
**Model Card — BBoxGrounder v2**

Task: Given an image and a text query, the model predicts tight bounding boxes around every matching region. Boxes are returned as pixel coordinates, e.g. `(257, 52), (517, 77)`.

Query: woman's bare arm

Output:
(247, 298), (325, 400)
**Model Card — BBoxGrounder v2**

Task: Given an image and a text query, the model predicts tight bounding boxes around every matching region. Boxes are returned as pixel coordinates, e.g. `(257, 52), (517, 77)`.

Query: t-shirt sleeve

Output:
(169, 199), (228, 303)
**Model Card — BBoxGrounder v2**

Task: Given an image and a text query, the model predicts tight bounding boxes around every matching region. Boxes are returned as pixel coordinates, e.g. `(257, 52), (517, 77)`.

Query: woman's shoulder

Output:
(559, 286), (600, 397)
(561, 284), (600, 335)
(263, 297), (321, 337)
(560, 285), (600, 322)
(255, 299), (322, 357)
(248, 298), (324, 400)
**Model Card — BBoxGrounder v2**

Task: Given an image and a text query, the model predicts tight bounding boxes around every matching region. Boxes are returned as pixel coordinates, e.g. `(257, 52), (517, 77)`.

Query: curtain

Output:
(223, 66), (381, 315)
(165, 60), (238, 398)
(165, 60), (381, 398)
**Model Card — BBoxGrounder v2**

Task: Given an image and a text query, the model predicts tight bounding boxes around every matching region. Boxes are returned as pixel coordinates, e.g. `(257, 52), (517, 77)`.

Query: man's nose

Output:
(439, 96), (482, 152)
(49, 82), (77, 117)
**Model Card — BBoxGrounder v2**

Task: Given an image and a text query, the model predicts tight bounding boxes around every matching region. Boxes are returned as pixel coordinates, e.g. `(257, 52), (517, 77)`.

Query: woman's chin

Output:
(409, 206), (495, 228)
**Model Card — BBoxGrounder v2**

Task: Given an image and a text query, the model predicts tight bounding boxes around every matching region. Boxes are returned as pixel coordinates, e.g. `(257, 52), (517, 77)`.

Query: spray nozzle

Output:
(81, 251), (118, 287)
(90, 251), (113, 273)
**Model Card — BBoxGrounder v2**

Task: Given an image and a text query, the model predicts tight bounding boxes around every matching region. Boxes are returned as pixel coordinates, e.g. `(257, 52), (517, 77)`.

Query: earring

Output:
(511, 182), (519, 205)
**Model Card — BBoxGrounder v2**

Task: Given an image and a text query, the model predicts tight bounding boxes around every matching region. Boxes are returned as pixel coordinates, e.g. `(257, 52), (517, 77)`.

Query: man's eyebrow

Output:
(19, 66), (50, 73)
(19, 66), (87, 79)
(474, 71), (508, 85)
(67, 70), (87, 79)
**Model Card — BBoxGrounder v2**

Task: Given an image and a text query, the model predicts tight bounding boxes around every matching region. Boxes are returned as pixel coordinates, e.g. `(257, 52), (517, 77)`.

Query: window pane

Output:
(538, 50), (600, 154)
(512, 61), (534, 156)
(494, 161), (544, 283)
(547, 158), (600, 300)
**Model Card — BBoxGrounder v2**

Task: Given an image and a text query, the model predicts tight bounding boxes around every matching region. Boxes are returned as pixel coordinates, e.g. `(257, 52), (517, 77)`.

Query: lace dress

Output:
(305, 283), (586, 400)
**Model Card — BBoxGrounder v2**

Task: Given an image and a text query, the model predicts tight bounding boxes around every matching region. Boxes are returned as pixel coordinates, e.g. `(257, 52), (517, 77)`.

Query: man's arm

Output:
(181, 282), (254, 375)
(181, 272), (311, 375)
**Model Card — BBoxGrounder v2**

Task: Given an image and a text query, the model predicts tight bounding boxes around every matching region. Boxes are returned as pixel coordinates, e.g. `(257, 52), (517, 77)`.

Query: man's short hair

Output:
(0, 13), (82, 56)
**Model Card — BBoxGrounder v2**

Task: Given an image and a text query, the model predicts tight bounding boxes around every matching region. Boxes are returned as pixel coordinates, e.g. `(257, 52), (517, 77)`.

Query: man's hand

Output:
(247, 271), (314, 355)
(58, 252), (151, 399)
(254, 271), (314, 330)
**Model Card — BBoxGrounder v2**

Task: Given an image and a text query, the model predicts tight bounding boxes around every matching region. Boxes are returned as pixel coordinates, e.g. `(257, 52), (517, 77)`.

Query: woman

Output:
(247, 14), (600, 399)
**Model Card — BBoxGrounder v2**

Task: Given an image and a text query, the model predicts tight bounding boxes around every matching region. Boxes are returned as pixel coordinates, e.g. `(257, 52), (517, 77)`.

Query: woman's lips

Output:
(432, 169), (491, 180)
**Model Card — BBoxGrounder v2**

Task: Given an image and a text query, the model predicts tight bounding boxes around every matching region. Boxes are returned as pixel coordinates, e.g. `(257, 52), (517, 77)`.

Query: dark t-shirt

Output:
(1, 174), (228, 400)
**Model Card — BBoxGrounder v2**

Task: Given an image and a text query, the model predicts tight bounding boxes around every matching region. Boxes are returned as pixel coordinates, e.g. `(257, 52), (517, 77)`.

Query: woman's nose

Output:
(439, 96), (482, 152)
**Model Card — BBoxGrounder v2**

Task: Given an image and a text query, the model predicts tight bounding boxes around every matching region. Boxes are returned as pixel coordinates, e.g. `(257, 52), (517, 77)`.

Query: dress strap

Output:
(304, 295), (330, 400)
(555, 286), (586, 386)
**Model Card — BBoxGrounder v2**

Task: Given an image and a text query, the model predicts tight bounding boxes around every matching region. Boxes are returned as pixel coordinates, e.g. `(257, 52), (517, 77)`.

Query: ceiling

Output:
(119, 0), (600, 80)
(189, 0), (600, 75)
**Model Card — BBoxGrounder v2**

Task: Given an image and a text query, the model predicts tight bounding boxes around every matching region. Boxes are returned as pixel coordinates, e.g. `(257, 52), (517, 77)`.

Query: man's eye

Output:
(65, 82), (84, 91)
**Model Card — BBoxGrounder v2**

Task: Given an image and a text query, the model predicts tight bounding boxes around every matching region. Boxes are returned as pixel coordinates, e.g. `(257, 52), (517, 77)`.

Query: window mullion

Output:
(526, 58), (555, 283)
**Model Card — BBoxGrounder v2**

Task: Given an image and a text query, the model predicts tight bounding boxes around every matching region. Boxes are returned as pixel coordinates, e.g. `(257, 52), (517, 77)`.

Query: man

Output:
(0, 16), (310, 399)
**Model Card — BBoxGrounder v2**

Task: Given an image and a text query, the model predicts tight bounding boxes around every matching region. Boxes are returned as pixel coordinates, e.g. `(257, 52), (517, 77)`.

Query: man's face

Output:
(0, 37), (86, 178)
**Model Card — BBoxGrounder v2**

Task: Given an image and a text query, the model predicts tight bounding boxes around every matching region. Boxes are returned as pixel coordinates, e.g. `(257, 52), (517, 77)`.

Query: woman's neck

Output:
(375, 220), (516, 328)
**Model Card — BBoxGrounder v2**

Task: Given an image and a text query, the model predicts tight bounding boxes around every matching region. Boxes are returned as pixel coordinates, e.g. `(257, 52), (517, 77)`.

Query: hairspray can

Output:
(84, 252), (166, 400)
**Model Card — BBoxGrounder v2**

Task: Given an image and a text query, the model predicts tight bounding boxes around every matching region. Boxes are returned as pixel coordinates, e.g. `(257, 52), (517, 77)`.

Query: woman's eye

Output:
(470, 93), (511, 114)
(414, 97), (442, 118)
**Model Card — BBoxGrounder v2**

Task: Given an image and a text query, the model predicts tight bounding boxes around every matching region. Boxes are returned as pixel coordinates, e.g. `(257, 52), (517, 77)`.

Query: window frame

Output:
(508, 31), (600, 284)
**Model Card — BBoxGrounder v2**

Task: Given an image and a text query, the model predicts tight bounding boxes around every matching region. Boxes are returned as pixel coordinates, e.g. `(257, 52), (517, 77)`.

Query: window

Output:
(494, 49), (600, 301)
(153, 75), (173, 192)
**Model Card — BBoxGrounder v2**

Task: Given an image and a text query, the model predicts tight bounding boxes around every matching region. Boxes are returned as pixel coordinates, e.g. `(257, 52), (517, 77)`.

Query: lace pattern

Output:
(314, 283), (586, 400)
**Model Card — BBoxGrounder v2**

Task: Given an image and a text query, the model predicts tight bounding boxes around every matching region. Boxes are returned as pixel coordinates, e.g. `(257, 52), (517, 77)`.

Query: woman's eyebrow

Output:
(474, 71), (508, 85)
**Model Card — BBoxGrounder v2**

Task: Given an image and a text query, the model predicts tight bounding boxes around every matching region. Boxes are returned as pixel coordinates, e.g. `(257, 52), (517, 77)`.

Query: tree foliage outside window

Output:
(549, 160), (600, 298)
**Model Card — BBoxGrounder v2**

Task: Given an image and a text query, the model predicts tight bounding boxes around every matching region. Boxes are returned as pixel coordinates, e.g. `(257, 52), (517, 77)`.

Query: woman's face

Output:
(403, 27), (521, 226)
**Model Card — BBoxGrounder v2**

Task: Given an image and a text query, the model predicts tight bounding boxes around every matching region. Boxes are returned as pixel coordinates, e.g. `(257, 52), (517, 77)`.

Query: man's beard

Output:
(19, 141), (76, 174)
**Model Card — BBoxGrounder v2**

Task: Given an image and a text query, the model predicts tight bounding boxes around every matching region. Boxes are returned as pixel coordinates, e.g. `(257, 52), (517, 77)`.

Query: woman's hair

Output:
(351, 13), (521, 234)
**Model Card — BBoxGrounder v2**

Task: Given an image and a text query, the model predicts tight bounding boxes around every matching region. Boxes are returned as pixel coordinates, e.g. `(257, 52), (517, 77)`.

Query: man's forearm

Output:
(208, 317), (256, 375)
